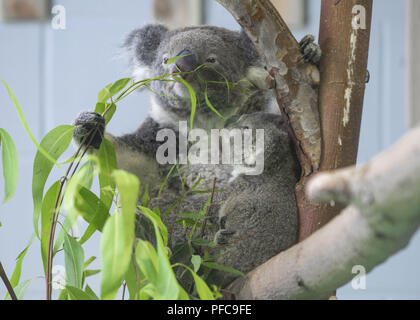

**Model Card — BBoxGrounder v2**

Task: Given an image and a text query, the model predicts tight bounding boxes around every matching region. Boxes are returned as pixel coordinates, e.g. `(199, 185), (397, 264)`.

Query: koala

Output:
(74, 24), (281, 191)
(147, 112), (300, 288)
(73, 24), (320, 291)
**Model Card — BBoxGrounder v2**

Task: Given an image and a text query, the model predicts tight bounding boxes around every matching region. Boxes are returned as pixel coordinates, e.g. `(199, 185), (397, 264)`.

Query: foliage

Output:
(0, 61), (248, 300)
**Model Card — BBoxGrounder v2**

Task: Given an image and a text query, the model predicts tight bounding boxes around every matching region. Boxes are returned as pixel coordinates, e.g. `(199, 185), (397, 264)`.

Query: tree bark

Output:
(298, 0), (373, 240)
(216, 0), (322, 243)
(216, 0), (372, 240)
(227, 126), (420, 299)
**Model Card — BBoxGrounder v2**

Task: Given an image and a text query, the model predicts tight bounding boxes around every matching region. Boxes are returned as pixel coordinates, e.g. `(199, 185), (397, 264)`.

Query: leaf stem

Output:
(45, 127), (98, 300)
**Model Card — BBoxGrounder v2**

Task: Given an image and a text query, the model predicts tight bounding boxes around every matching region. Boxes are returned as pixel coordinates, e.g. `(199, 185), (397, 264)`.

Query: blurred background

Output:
(0, 0), (418, 299)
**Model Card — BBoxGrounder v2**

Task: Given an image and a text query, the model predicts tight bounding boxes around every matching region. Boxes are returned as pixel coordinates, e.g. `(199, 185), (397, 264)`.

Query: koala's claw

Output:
(214, 229), (235, 245)
(73, 111), (105, 149)
(299, 34), (322, 65)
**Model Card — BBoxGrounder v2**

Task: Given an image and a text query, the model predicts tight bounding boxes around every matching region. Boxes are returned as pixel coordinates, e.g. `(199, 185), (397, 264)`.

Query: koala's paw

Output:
(299, 34), (322, 65)
(214, 229), (235, 245)
(73, 111), (105, 149)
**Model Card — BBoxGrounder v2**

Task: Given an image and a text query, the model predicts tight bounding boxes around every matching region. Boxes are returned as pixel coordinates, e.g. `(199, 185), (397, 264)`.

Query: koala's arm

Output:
(73, 111), (166, 189)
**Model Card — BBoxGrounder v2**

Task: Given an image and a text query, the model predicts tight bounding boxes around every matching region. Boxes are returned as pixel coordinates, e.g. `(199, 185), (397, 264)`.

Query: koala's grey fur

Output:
(72, 24), (319, 290)
(146, 112), (300, 288)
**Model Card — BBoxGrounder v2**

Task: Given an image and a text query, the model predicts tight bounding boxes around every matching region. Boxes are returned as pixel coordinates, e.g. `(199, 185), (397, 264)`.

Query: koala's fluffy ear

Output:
(124, 24), (169, 79)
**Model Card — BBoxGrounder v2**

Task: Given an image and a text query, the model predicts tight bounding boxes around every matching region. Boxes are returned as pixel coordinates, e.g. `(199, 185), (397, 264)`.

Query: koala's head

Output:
(124, 24), (267, 122)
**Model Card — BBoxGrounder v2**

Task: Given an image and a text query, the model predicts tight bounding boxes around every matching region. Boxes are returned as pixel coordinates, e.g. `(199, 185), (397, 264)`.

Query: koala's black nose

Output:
(169, 49), (199, 80)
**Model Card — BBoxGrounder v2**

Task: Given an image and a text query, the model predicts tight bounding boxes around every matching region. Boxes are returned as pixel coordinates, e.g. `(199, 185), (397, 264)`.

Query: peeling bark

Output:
(299, 0), (373, 240)
(227, 127), (420, 299)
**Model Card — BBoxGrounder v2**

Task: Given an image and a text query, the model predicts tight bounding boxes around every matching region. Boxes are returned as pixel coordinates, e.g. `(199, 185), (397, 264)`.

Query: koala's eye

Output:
(163, 57), (169, 65)
(206, 57), (217, 63)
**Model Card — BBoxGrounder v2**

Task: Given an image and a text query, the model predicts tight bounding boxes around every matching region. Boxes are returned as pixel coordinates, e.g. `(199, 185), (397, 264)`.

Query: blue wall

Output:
(0, 0), (416, 299)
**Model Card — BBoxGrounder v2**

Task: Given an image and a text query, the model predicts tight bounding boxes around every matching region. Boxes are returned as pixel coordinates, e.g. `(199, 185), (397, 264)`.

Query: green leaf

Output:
(4, 234), (35, 299)
(158, 163), (176, 197)
(0, 129), (18, 203)
(203, 261), (246, 277)
(191, 255), (202, 273)
(97, 83), (112, 103)
(100, 170), (139, 300)
(79, 224), (96, 245)
(40, 181), (61, 274)
(124, 258), (140, 300)
(176, 218), (203, 228)
(75, 187), (110, 232)
(32, 125), (75, 238)
(141, 184), (150, 207)
(139, 207), (182, 300)
(1, 80), (58, 167)
(98, 139), (117, 211)
(85, 284), (100, 300)
(204, 84), (224, 119)
(4, 279), (34, 300)
(53, 216), (73, 255)
(62, 162), (98, 231)
(109, 78), (131, 97)
(100, 214), (129, 300)
(173, 263), (214, 300)
(192, 238), (217, 247)
(58, 288), (68, 300)
(185, 265), (215, 300)
(77, 160), (95, 190)
(165, 54), (190, 67)
(95, 102), (116, 125)
(179, 212), (207, 220)
(139, 206), (168, 247)
(66, 285), (95, 300)
(174, 76), (197, 130)
(135, 239), (159, 284)
(63, 232), (85, 289)
(83, 256), (96, 269)
(97, 78), (131, 103)
(84, 269), (100, 277)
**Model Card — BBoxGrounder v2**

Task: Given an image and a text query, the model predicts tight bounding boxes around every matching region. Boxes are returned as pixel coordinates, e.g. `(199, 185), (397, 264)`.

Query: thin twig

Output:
(45, 126), (98, 300)
(0, 262), (18, 300)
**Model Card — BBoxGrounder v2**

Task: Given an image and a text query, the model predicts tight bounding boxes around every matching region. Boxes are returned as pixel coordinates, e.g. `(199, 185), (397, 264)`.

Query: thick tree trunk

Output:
(299, 0), (373, 240)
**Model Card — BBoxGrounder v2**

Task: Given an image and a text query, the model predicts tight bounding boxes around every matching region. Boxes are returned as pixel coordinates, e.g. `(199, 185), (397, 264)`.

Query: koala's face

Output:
(125, 25), (261, 117)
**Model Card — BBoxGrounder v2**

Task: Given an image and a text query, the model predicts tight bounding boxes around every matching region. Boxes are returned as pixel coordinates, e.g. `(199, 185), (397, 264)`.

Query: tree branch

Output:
(226, 127), (420, 299)
(216, 0), (321, 177)
(0, 262), (17, 300)
(297, 0), (373, 241)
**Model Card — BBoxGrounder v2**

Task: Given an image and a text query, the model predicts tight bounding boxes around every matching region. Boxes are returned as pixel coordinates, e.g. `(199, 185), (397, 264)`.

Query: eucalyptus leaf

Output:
(1, 80), (58, 166)
(100, 170), (139, 300)
(191, 255), (202, 273)
(40, 181), (61, 274)
(0, 128), (18, 203)
(109, 78), (131, 96)
(98, 139), (116, 211)
(203, 261), (245, 277)
(66, 285), (95, 300)
(174, 76), (197, 130)
(4, 279), (34, 300)
(141, 207), (181, 300)
(135, 239), (159, 284)
(63, 232), (85, 289)
(4, 234), (35, 299)
(32, 125), (74, 238)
